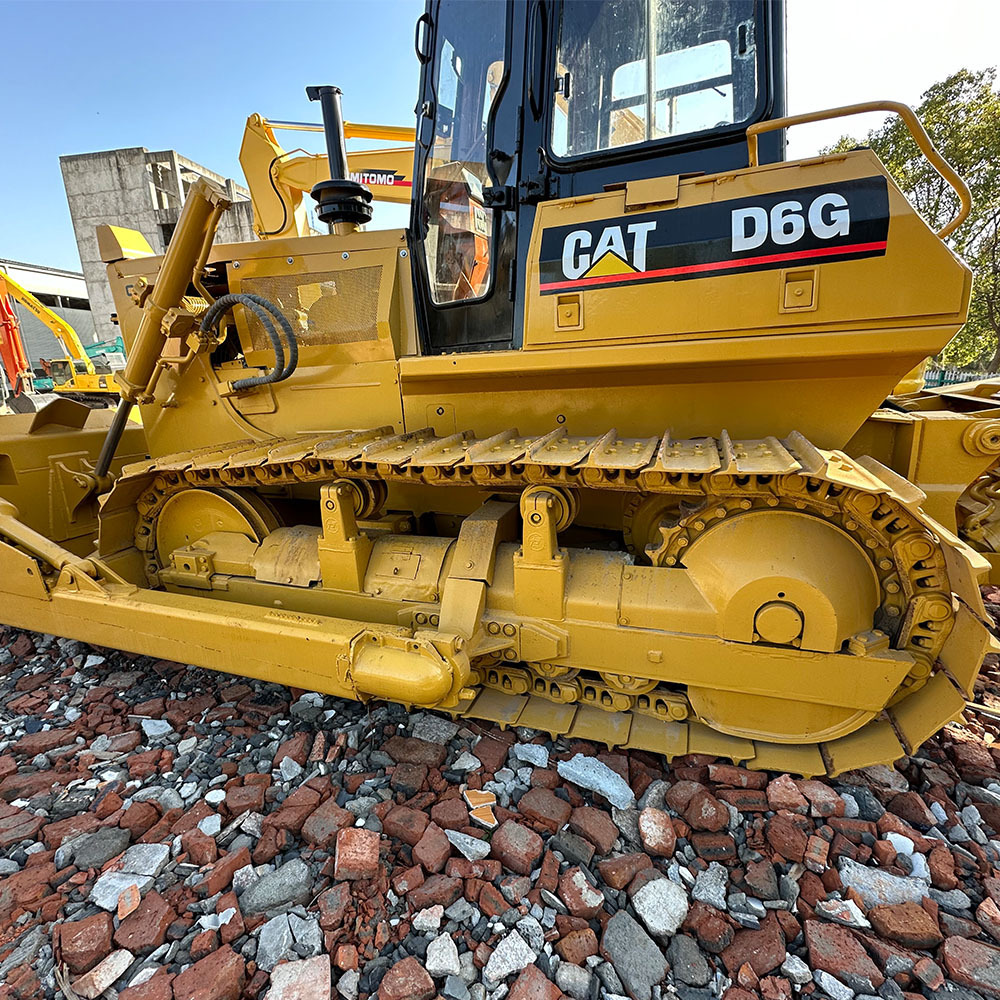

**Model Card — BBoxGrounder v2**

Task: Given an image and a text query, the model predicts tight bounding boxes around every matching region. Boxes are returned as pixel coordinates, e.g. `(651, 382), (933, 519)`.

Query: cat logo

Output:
(560, 221), (658, 281)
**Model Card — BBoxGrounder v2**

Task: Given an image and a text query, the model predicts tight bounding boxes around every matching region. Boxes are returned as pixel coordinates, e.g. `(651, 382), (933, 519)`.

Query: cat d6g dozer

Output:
(0, 0), (995, 777)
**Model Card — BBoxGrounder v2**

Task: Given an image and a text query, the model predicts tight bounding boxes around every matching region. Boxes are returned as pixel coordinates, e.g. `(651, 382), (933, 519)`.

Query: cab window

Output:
(551, 0), (758, 157)
(421, 0), (506, 305)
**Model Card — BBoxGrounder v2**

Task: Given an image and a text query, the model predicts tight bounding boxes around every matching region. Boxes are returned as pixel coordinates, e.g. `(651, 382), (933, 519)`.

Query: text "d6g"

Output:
(731, 193), (850, 252)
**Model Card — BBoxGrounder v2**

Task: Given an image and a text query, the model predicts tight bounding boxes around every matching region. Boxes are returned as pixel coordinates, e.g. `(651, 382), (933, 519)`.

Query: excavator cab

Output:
(47, 358), (91, 386)
(411, 0), (784, 352)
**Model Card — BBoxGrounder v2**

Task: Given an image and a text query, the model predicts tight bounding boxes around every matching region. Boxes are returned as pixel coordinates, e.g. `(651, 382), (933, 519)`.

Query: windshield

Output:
(552, 0), (759, 158)
(49, 360), (73, 385)
(421, 0), (506, 305)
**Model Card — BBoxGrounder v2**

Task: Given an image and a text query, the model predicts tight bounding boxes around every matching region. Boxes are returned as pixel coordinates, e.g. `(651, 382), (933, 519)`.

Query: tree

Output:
(824, 69), (1000, 369)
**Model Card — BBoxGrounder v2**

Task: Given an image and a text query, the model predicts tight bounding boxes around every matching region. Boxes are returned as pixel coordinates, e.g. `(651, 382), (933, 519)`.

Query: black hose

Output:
(200, 292), (298, 391)
(260, 154), (290, 237)
(95, 293), (296, 481)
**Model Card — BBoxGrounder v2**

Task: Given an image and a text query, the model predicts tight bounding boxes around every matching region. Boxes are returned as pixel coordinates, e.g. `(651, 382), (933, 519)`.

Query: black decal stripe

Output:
(538, 176), (891, 293)
(539, 240), (887, 294)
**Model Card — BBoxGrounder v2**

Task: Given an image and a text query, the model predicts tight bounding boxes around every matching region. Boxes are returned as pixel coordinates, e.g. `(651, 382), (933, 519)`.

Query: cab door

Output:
(410, 0), (526, 354)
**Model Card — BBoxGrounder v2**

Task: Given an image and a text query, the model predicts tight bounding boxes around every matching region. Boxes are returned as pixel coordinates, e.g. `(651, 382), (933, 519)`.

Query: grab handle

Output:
(746, 101), (972, 240)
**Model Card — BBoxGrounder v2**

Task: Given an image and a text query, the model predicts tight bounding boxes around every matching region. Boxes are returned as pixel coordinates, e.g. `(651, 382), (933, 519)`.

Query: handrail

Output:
(746, 101), (972, 240)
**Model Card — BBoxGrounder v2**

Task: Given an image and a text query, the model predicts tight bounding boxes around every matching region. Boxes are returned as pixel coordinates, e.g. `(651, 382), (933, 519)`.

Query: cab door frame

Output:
(409, 0), (527, 355)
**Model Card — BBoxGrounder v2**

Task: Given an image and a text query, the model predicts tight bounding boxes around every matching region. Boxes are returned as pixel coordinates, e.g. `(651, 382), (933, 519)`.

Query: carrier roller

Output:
(0, 428), (994, 778)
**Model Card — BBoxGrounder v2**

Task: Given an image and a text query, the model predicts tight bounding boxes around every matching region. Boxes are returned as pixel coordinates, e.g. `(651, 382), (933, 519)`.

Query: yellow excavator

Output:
(0, 268), (123, 406)
(239, 113), (415, 240)
(0, 0), (997, 778)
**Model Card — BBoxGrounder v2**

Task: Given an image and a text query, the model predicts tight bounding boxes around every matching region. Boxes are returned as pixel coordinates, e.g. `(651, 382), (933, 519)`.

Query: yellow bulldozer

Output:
(1, 0), (998, 778)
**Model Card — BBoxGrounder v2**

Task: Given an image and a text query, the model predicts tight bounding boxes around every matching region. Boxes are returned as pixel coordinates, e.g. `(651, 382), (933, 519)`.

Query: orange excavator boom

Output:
(0, 290), (34, 396)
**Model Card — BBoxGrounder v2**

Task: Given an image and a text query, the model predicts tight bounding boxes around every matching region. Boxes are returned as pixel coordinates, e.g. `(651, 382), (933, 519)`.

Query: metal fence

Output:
(924, 368), (1000, 387)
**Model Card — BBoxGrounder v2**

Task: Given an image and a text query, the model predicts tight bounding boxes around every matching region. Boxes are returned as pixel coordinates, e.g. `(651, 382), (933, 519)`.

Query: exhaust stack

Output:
(306, 86), (374, 228)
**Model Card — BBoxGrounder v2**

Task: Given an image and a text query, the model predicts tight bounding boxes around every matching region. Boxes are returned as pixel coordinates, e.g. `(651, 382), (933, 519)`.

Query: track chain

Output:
(108, 425), (996, 776)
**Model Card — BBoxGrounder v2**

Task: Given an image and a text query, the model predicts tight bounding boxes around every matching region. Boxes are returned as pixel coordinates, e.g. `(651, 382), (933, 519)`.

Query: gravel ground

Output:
(1, 594), (1000, 1000)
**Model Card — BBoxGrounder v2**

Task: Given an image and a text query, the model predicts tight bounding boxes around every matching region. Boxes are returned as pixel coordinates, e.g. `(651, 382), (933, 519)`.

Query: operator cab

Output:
(410, 0), (784, 353)
(47, 358), (90, 386)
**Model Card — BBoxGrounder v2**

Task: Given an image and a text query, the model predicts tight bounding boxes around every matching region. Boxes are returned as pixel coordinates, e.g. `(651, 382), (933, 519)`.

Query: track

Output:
(103, 425), (998, 777)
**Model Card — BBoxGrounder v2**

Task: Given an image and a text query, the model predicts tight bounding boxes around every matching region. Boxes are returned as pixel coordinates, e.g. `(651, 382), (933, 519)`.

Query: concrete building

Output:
(0, 258), (95, 365)
(60, 148), (256, 342)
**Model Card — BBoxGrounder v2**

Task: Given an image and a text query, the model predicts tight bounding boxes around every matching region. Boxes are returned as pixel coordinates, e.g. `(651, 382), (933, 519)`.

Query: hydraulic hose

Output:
(199, 292), (298, 391)
(96, 293), (297, 480)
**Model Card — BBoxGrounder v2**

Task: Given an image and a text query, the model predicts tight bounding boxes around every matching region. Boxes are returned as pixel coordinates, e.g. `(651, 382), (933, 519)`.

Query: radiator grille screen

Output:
(240, 267), (382, 350)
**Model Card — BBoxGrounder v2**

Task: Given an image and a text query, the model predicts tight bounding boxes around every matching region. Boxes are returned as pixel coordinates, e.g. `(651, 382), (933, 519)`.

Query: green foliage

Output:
(824, 68), (1000, 369)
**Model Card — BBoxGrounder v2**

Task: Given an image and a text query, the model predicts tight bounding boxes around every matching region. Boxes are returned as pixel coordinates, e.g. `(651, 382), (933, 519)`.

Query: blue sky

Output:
(2, 0), (999, 272)
(0, 0), (423, 270)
